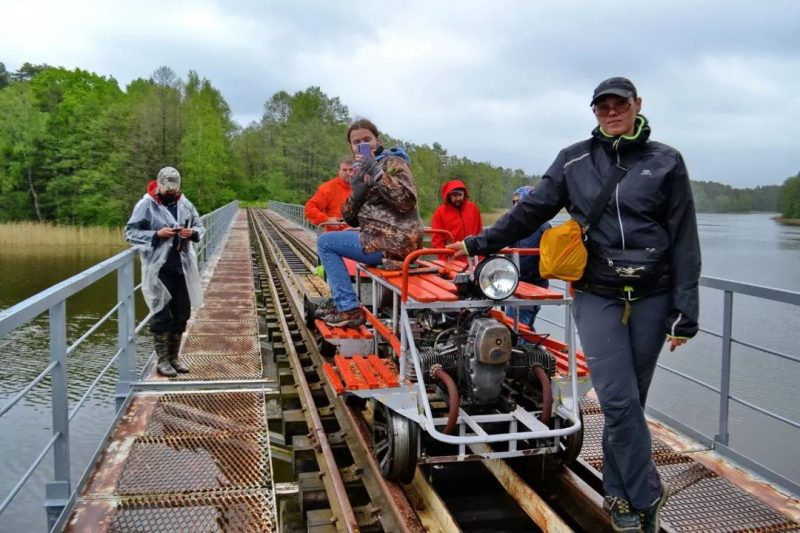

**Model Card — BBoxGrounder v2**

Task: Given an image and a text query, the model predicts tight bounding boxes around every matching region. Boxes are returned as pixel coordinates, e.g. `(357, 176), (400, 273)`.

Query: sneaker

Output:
(322, 307), (365, 328)
(639, 483), (671, 533)
(313, 297), (335, 318)
(603, 496), (641, 532)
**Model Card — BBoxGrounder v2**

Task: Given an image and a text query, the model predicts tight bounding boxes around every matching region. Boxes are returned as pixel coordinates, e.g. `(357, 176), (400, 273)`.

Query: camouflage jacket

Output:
(341, 148), (424, 263)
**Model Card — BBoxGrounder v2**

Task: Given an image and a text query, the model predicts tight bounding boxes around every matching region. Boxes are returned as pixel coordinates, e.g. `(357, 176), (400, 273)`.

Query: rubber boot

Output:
(154, 332), (177, 377)
(167, 332), (189, 373)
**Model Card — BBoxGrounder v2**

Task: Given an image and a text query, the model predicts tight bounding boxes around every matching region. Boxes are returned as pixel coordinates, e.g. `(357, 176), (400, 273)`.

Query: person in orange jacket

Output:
(304, 157), (354, 231)
(430, 179), (483, 258)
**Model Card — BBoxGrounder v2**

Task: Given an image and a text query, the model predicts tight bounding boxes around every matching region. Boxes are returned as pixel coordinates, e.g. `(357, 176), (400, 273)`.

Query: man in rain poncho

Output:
(125, 167), (205, 376)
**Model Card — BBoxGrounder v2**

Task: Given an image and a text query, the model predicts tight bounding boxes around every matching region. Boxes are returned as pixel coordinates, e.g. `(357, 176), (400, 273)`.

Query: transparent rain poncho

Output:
(124, 194), (206, 315)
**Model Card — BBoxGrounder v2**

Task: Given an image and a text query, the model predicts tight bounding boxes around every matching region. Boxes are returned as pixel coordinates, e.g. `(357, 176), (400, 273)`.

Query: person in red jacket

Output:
(430, 179), (483, 258)
(304, 157), (354, 231)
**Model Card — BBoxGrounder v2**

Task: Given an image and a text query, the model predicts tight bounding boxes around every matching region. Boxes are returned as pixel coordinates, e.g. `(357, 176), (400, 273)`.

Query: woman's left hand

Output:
(358, 157), (383, 183)
(667, 335), (688, 352)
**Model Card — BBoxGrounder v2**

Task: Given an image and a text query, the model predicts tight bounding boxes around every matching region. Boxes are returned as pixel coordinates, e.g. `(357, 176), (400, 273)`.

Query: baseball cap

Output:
(590, 77), (637, 106)
(156, 166), (181, 191)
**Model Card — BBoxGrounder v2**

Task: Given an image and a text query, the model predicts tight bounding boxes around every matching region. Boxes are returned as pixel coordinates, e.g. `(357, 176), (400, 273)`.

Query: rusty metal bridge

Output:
(1, 204), (799, 532)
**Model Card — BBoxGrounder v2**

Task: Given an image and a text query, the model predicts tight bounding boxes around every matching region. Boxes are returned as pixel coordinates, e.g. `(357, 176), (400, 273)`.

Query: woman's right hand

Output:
(447, 241), (469, 258)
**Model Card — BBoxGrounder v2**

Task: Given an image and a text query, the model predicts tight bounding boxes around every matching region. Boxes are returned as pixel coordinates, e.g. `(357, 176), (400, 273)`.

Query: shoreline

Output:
(772, 216), (800, 226)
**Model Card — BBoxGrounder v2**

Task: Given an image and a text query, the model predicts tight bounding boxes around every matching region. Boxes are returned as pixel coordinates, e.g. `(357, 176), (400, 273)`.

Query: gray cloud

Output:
(1, 0), (798, 186)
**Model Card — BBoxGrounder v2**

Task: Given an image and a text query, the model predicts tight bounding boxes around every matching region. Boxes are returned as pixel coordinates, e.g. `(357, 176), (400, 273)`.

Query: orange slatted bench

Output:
(362, 265), (459, 302)
(514, 282), (564, 300)
(315, 318), (373, 340)
(322, 354), (401, 394)
(489, 310), (590, 377)
(362, 264), (564, 304)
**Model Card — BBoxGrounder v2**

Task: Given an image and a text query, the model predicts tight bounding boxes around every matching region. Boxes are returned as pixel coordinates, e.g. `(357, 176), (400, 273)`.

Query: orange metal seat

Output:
(314, 319), (373, 340)
(362, 265), (460, 302)
(323, 354), (400, 394)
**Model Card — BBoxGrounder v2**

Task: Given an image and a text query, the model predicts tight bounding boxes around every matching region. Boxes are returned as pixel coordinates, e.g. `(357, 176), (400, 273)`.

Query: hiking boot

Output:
(604, 496), (641, 532)
(313, 297), (336, 318)
(639, 483), (671, 533)
(322, 307), (365, 328)
(167, 332), (189, 373)
(154, 332), (177, 377)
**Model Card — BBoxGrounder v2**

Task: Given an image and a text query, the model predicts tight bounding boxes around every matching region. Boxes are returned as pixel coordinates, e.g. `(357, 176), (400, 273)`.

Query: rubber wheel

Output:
(371, 400), (418, 483)
(557, 407), (584, 466)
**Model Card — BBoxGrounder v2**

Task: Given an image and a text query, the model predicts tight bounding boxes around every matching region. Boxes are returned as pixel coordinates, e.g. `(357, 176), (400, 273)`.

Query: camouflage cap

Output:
(156, 166), (181, 191)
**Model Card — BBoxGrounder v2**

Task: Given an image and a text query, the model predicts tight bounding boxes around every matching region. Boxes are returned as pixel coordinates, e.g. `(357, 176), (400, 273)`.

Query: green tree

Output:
(12, 62), (49, 82)
(779, 174), (800, 218)
(0, 83), (48, 220)
(0, 62), (9, 90)
(30, 67), (126, 223)
(179, 71), (236, 212)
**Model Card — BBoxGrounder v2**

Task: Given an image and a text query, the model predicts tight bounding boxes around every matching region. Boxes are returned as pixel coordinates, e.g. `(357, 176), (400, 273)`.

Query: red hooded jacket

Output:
(304, 175), (351, 231)
(430, 180), (483, 254)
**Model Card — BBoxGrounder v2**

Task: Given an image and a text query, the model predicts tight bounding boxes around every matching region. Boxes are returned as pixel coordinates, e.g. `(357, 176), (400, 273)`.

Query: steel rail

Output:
(68, 347), (123, 422)
(250, 211), (359, 533)
(252, 209), (425, 533)
(66, 301), (122, 356)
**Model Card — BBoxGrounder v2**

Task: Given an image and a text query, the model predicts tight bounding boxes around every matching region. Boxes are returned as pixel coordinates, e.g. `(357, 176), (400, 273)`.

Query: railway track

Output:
(247, 207), (627, 532)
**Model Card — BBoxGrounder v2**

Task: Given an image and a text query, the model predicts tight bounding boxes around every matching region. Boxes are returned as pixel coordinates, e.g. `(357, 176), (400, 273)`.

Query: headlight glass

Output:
(476, 256), (519, 300)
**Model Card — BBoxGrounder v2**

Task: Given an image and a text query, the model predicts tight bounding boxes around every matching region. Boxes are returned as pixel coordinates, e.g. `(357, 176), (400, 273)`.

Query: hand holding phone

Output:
(356, 142), (372, 160)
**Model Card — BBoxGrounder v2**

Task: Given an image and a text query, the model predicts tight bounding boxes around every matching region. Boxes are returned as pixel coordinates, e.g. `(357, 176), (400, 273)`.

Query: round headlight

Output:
(475, 256), (519, 300)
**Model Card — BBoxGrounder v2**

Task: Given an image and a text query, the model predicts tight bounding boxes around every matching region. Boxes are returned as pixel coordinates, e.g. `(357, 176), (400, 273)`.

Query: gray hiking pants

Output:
(573, 290), (669, 509)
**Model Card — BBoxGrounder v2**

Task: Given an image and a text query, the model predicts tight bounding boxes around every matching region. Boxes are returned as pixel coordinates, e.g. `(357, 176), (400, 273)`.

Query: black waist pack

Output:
(588, 247), (665, 287)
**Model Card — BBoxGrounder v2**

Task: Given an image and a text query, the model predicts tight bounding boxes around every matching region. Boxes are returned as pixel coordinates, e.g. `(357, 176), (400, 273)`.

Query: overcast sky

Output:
(2, 0), (798, 187)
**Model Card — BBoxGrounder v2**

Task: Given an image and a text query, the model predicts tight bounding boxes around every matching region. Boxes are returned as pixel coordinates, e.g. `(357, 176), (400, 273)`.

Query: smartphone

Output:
(356, 143), (372, 158)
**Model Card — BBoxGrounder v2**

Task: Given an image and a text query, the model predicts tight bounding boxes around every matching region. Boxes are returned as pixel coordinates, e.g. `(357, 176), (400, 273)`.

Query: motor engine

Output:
(408, 311), (555, 406)
(463, 317), (511, 403)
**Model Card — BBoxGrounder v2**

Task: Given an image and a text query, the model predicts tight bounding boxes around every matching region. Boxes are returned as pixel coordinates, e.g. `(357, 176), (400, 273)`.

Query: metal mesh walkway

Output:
(66, 211), (277, 532)
(579, 397), (800, 532)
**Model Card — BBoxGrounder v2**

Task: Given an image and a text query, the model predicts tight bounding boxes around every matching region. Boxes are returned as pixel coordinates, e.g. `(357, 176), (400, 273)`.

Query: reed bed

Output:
(0, 222), (126, 247)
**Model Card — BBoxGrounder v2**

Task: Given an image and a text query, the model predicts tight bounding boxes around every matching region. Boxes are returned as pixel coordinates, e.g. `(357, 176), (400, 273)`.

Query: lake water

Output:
(1, 213), (799, 530)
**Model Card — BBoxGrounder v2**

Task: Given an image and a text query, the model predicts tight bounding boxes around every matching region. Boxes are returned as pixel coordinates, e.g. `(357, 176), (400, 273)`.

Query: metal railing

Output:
(0, 200), (238, 530)
(268, 200), (318, 232)
(537, 277), (800, 496)
(266, 202), (800, 495)
(647, 277), (800, 496)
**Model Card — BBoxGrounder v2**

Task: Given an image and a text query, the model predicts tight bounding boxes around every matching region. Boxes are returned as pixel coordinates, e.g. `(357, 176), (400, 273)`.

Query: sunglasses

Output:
(593, 99), (633, 117)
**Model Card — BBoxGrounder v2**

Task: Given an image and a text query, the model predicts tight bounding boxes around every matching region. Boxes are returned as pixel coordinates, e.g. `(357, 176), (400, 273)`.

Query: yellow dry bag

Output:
(538, 219), (587, 281)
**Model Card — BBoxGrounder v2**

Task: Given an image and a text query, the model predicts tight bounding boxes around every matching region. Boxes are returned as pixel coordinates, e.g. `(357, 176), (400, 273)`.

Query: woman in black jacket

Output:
(449, 77), (700, 533)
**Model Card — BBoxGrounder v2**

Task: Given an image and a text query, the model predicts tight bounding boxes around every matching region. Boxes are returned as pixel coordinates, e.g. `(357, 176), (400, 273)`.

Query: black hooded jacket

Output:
(465, 116), (701, 337)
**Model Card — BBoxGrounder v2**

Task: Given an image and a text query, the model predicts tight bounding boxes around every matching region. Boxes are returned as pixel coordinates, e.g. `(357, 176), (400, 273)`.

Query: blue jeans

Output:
(317, 231), (383, 312)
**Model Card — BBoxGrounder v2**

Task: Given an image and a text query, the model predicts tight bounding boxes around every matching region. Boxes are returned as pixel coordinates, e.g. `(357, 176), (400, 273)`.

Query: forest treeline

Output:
(1, 62), (798, 226)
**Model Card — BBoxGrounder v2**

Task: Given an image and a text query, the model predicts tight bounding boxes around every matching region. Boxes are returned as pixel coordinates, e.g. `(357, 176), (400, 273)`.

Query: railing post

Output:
(715, 290), (733, 446)
(115, 257), (136, 411)
(45, 301), (70, 529)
